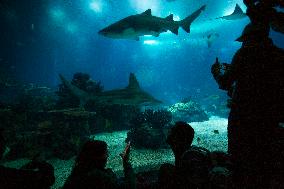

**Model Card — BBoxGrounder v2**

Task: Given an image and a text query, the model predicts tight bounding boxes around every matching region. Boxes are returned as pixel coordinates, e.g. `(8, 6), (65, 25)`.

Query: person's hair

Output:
(76, 140), (107, 165)
(167, 121), (195, 148)
(70, 140), (108, 176)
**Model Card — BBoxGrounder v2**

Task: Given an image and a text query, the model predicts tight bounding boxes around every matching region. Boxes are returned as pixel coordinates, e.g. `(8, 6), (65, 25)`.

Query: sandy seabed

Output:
(3, 116), (228, 189)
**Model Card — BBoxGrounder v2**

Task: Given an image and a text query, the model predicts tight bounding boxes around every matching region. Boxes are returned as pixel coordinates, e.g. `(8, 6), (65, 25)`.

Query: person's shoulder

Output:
(88, 168), (117, 179)
(182, 145), (211, 159)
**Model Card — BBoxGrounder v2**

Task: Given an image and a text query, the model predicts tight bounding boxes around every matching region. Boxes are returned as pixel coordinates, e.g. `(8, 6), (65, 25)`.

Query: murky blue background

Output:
(1, 0), (283, 104)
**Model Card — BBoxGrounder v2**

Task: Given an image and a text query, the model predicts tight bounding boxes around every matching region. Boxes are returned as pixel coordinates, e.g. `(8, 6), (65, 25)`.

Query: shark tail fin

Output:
(234, 4), (244, 15)
(59, 74), (91, 107)
(180, 5), (206, 33)
(127, 73), (140, 90)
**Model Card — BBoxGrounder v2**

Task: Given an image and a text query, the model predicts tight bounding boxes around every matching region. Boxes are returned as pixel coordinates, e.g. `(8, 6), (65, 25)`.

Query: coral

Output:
(168, 100), (209, 122)
(126, 109), (172, 149)
(130, 109), (172, 129)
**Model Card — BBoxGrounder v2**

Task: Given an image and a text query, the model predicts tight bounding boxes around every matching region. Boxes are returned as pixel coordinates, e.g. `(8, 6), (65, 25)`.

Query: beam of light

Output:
(167, 12), (180, 21)
(49, 8), (65, 21)
(173, 15), (180, 21)
(223, 2), (246, 16)
(66, 23), (78, 34)
(223, 7), (235, 16)
(129, 0), (161, 14)
(143, 40), (159, 45)
(90, 0), (102, 13)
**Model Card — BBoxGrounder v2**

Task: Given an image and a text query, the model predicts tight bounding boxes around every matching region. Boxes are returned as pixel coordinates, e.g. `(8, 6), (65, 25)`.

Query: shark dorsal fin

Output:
(233, 4), (244, 15)
(165, 14), (174, 21)
(141, 9), (152, 16)
(127, 73), (140, 90)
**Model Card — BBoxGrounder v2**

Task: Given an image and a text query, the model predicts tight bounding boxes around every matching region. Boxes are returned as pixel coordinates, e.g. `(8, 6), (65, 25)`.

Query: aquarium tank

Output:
(0, 0), (283, 188)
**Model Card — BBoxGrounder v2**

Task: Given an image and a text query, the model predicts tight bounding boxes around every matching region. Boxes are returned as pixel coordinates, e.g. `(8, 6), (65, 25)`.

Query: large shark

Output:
(98, 5), (206, 40)
(216, 4), (247, 20)
(59, 73), (162, 106)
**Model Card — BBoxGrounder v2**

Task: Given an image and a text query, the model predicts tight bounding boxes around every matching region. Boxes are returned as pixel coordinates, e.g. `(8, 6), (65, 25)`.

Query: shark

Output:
(216, 4), (247, 20)
(59, 73), (162, 107)
(98, 5), (206, 40)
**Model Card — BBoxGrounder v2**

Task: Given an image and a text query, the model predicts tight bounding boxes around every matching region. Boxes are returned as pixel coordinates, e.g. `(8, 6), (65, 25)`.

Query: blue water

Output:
(1, 0), (283, 105)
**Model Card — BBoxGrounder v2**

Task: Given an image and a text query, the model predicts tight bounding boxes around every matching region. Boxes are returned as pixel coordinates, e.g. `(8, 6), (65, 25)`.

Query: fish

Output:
(197, 137), (201, 144)
(205, 33), (219, 48)
(216, 4), (247, 20)
(59, 73), (162, 107)
(105, 119), (113, 132)
(213, 130), (219, 134)
(204, 94), (220, 100)
(98, 5), (206, 40)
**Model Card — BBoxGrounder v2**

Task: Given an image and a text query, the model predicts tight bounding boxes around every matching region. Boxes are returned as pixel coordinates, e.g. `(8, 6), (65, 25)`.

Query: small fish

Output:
(105, 119), (113, 132)
(204, 94), (220, 100)
(197, 137), (201, 144)
(213, 130), (219, 134)
(205, 33), (219, 48)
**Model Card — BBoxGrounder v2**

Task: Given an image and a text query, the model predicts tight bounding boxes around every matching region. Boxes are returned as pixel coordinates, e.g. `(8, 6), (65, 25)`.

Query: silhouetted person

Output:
(211, 20), (284, 188)
(0, 129), (55, 189)
(158, 121), (211, 189)
(63, 140), (136, 189)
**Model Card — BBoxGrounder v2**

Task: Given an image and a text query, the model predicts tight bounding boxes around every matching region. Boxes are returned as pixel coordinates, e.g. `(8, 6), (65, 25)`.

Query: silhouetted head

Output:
(167, 121), (194, 155)
(236, 23), (270, 42)
(75, 140), (108, 171)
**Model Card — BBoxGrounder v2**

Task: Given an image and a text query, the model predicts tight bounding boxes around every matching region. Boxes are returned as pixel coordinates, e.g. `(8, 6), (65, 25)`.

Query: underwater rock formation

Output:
(126, 109), (172, 149)
(56, 72), (103, 109)
(168, 100), (209, 122)
(86, 103), (140, 133)
(0, 108), (95, 160)
(14, 84), (56, 112)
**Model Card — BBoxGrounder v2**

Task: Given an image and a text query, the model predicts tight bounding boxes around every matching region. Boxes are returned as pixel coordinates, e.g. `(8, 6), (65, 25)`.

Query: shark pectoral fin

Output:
(170, 26), (179, 35)
(165, 14), (174, 21)
(141, 9), (152, 16)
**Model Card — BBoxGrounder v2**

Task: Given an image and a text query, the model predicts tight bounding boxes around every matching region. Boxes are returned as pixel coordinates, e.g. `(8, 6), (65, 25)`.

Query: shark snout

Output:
(98, 29), (107, 36)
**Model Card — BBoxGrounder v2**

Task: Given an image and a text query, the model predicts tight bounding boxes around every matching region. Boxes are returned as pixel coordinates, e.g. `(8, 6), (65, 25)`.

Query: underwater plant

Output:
(130, 109), (172, 129)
